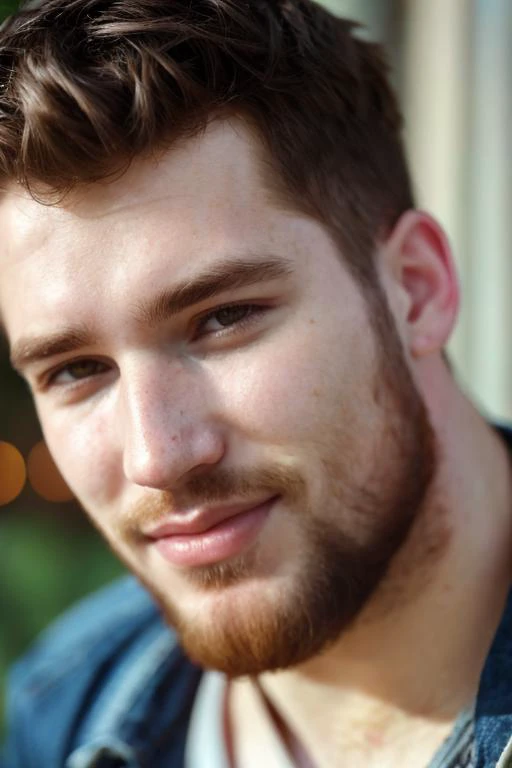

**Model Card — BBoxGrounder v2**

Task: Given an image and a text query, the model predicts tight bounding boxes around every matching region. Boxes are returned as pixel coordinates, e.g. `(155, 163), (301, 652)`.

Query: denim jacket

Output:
(3, 573), (512, 768)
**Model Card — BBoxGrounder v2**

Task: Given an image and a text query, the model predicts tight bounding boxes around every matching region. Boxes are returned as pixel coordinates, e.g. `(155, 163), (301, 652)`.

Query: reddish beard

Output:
(111, 417), (436, 675)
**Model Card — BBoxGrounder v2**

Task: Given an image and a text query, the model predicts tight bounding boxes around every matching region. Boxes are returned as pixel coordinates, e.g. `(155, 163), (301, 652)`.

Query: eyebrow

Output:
(10, 255), (293, 373)
(134, 255), (293, 328)
(10, 326), (97, 373)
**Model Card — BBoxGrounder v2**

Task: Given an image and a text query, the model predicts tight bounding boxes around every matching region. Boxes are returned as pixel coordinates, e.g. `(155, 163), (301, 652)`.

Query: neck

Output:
(256, 365), (512, 765)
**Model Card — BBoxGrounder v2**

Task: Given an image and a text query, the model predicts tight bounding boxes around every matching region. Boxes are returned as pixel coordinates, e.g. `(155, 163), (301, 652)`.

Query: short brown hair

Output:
(0, 0), (414, 289)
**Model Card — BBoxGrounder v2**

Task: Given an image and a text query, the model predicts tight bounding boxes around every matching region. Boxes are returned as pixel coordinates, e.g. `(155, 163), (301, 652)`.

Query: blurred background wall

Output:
(331, 0), (512, 421)
(1, 0), (511, 731)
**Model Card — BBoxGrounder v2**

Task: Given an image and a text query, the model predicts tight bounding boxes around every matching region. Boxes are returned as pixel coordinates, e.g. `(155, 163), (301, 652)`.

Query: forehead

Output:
(0, 120), (304, 343)
(0, 119), (275, 243)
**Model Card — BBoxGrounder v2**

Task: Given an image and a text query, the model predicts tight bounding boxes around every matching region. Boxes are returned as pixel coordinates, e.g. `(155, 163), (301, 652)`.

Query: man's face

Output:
(0, 121), (435, 674)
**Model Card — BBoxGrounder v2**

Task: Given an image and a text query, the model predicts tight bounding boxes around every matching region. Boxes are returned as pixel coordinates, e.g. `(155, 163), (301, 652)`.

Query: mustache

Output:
(118, 465), (306, 540)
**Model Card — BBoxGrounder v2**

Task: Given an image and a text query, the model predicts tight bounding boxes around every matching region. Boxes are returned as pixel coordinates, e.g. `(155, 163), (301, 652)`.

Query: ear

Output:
(381, 210), (460, 358)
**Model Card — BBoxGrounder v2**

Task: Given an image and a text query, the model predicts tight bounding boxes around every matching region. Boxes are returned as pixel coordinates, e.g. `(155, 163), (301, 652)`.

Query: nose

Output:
(119, 357), (226, 490)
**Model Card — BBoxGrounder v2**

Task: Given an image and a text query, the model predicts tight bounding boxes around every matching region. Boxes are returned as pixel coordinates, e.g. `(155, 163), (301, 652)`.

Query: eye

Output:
(195, 304), (265, 336)
(48, 359), (109, 386)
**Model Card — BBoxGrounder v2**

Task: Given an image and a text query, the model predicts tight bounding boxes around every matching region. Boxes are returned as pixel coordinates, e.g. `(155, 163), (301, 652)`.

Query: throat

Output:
(228, 674), (474, 768)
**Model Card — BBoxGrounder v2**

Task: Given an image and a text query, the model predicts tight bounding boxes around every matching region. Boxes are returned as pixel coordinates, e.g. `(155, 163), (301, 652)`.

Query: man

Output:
(1, 0), (512, 766)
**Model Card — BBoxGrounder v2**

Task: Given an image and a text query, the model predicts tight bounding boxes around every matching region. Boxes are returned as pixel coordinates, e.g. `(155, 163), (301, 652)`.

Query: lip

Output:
(144, 495), (278, 568)
(143, 495), (277, 539)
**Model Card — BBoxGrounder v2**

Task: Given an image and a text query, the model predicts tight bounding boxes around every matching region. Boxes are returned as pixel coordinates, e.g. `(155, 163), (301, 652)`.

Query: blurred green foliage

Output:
(0, 0), (125, 737)
(0, 1), (16, 19)
(0, 511), (124, 681)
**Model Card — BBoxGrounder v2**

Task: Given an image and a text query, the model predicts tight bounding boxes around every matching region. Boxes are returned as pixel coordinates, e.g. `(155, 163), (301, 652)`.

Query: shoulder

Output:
(3, 576), (187, 767)
(11, 574), (162, 683)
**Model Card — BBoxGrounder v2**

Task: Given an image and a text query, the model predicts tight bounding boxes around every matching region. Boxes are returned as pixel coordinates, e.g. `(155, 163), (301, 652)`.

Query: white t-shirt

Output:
(185, 671), (295, 768)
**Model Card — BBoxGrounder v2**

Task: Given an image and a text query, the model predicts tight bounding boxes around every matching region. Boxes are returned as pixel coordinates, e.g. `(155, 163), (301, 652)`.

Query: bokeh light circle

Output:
(27, 440), (74, 503)
(0, 441), (27, 505)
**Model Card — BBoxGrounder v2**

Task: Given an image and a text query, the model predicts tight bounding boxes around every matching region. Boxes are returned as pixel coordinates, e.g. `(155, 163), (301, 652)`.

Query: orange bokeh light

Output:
(27, 440), (74, 503)
(0, 441), (27, 505)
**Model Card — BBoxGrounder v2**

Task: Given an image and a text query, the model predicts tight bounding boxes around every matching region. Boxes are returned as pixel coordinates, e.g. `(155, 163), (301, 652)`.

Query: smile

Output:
(144, 496), (279, 567)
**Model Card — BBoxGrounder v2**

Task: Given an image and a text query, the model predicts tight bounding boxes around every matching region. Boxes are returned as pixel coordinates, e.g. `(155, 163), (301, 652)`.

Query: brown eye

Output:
(51, 359), (109, 385)
(214, 305), (252, 327)
(196, 304), (262, 336)
(194, 303), (269, 340)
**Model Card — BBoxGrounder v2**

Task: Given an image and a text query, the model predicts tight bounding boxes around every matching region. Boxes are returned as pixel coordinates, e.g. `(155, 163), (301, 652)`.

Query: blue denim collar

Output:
(474, 587), (512, 767)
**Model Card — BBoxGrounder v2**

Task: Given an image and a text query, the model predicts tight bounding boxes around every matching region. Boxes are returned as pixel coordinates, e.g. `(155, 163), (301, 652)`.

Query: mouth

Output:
(143, 495), (279, 568)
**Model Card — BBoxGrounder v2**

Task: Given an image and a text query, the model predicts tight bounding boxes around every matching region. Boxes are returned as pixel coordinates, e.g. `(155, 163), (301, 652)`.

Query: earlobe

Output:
(385, 211), (460, 359)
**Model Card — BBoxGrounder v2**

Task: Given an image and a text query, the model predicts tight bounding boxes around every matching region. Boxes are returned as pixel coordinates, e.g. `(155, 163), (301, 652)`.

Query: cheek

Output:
(39, 404), (123, 513)
(212, 319), (375, 445)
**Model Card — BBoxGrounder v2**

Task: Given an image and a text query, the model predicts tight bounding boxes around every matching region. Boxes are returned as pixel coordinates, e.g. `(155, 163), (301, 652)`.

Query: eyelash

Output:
(193, 302), (267, 338)
(43, 303), (269, 389)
